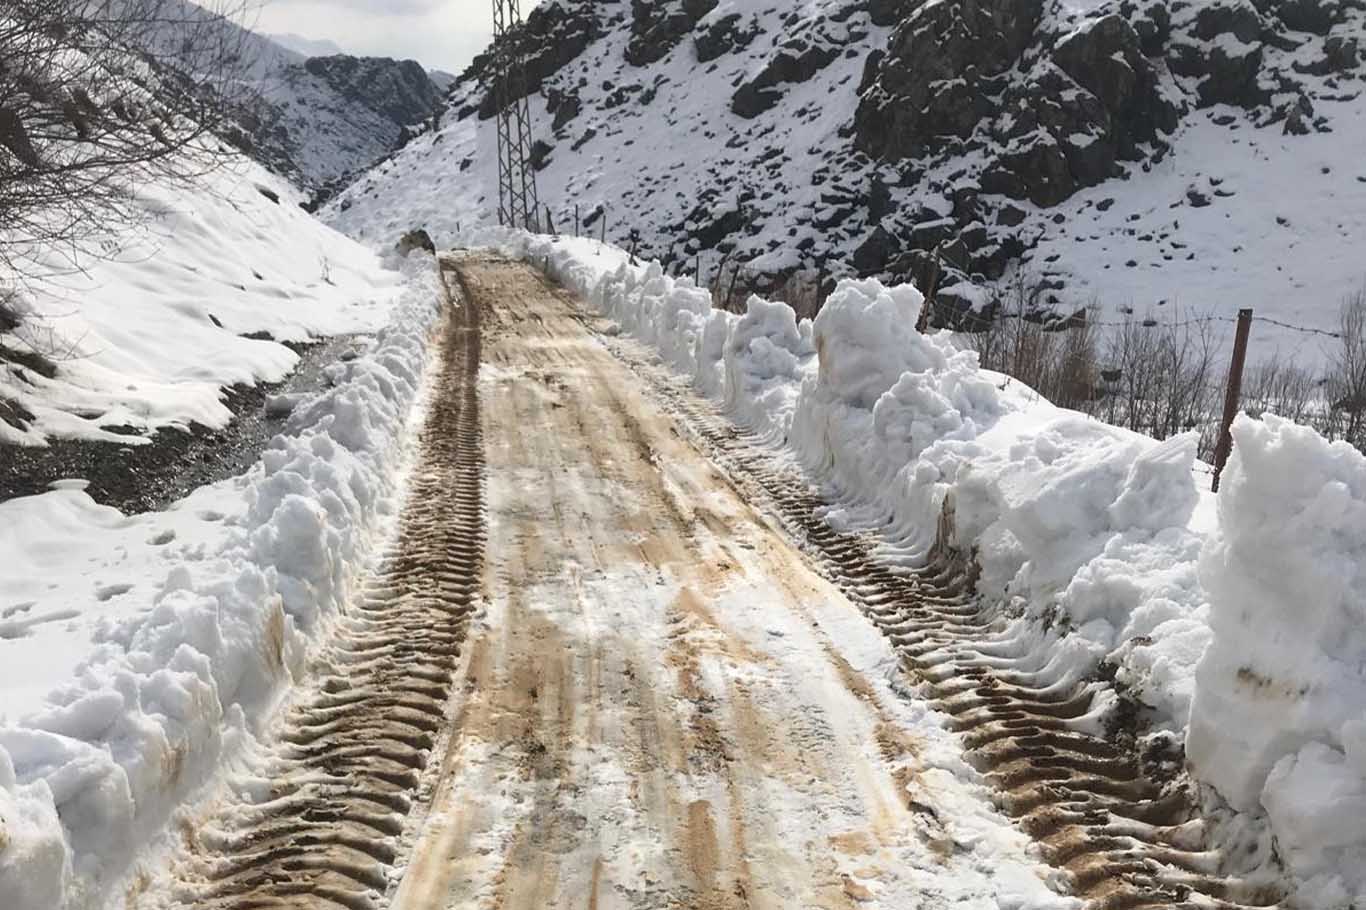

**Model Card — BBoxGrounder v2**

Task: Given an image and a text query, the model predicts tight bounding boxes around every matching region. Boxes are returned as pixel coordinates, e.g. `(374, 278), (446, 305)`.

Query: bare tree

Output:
(0, 0), (260, 279)
(1322, 288), (1366, 448)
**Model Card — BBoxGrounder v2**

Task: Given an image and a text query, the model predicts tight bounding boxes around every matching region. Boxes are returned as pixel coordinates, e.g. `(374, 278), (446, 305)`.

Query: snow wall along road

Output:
(483, 230), (1366, 908)
(0, 259), (443, 910)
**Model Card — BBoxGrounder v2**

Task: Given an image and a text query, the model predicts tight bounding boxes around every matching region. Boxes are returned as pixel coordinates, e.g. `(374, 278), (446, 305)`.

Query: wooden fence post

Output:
(574, 204), (580, 237)
(1212, 308), (1254, 492)
(545, 206), (556, 236)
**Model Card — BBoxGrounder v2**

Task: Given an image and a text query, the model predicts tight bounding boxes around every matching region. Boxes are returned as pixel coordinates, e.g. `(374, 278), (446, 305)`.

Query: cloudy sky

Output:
(252, 0), (543, 73)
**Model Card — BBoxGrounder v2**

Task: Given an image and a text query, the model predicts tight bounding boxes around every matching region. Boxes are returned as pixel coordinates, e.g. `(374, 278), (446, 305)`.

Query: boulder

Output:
(397, 229), (436, 257)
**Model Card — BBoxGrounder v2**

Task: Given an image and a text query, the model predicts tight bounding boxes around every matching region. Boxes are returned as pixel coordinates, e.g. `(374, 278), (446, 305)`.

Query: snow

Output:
(468, 230), (1364, 905)
(1189, 414), (1366, 906)
(0, 174), (443, 905)
(1, 157), (398, 446)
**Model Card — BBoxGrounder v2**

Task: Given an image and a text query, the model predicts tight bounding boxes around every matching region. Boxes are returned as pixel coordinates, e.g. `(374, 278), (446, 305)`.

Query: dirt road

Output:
(387, 257), (961, 910)
(142, 256), (1279, 910)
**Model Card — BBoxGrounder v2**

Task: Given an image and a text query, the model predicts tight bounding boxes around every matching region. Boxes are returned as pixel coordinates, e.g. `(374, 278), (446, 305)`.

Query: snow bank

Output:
(0, 259), (441, 908)
(1189, 414), (1366, 906)
(495, 232), (1362, 904)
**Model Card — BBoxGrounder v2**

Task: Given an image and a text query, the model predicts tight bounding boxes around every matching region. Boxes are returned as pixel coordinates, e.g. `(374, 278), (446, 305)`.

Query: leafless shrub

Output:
(1092, 308), (1223, 449)
(773, 268), (825, 321)
(1, 0), (261, 279)
(1244, 355), (1319, 425)
(967, 280), (1229, 456)
(1317, 287), (1366, 449)
(967, 281), (1101, 411)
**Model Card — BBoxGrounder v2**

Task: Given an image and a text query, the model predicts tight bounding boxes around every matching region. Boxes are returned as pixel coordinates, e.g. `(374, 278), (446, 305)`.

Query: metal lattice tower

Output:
(490, 0), (540, 231)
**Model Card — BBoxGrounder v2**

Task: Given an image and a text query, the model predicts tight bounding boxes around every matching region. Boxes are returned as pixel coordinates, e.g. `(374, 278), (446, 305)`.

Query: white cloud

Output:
(252, 0), (543, 72)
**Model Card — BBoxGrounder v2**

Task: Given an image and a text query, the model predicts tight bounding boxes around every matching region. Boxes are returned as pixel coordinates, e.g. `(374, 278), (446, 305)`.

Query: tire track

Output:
(166, 264), (486, 910)
(588, 311), (1287, 910)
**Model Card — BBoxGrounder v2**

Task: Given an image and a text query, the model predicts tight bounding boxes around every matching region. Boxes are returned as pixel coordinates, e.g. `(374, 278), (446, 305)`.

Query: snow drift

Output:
(0, 259), (441, 908)
(487, 230), (1365, 906)
(1190, 414), (1366, 904)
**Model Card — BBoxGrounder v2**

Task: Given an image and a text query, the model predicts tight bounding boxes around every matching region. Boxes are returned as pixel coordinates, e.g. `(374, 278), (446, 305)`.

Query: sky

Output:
(251, 0), (543, 73)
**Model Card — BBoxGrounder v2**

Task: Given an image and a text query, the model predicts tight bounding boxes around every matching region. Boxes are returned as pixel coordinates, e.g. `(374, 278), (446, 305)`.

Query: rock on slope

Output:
(330, 0), (1366, 359)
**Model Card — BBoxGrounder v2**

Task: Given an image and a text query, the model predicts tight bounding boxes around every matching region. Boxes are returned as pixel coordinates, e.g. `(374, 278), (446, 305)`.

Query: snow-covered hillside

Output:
(329, 0), (1366, 364)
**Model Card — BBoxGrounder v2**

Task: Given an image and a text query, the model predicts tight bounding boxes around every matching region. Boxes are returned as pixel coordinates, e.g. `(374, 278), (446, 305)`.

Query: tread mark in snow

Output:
(169, 263), (486, 910)
(590, 294), (1289, 910)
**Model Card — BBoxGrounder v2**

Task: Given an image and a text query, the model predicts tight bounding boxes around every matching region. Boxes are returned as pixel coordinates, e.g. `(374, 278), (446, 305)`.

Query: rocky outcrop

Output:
(626, 0), (717, 66)
(467, 0), (605, 119)
(695, 13), (762, 63)
(855, 0), (1044, 158)
(1168, 0), (1268, 107)
(726, 15), (852, 117)
(302, 56), (441, 126)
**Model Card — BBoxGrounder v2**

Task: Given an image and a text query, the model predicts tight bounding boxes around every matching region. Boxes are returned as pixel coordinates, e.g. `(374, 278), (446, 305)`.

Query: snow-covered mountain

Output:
(266, 31), (347, 58)
(234, 52), (444, 198)
(330, 0), (1366, 363)
(204, 19), (443, 199)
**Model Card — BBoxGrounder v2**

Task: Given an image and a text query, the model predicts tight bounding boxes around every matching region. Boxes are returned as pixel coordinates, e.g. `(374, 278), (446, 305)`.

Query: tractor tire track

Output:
(584, 287), (1287, 910)
(157, 263), (485, 910)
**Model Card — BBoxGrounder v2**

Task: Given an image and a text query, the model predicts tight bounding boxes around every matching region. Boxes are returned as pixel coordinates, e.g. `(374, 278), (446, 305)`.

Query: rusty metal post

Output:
(1212, 308), (1254, 492)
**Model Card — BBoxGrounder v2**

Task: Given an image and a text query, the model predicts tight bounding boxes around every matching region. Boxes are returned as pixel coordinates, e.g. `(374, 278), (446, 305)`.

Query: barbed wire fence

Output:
(539, 204), (1366, 472)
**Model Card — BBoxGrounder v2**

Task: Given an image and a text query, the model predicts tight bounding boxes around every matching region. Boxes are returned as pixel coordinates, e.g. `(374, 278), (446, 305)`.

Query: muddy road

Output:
(142, 256), (1279, 910)
(392, 258), (942, 909)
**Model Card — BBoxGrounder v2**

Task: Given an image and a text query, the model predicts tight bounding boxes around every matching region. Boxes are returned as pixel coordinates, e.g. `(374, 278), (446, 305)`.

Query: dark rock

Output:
(867, 0), (924, 27)
(1275, 0), (1343, 34)
(1283, 93), (1316, 134)
(1122, 0), (1173, 55)
(732, 40), (842, 119)
(1053, 14), (1181, 154)
(1187, 187), (1211, 207)
(397, 229), (436, 256)
(853, 225), (900, 273)
(996, 203), (1028, 227)
(530, 139), (554, 171)
(855, 0), (1044, 158)
(626, 0), (717, 66)
(998, 137), (1075, 207)
(0, 107), (41, 167)
(1169, 2), (1267, 107)
(256, 186), (280, 204)
(1297, 34), (1362, 74)
(868, 174), (895, 221)
(301, 55), (442, 135)
(695, 13), (762, 62)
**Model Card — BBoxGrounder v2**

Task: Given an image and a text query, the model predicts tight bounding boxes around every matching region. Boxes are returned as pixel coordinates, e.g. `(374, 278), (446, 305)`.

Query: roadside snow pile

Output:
(0, 260), (441, 909)
(1190, 415), (1366, 906)
(520, 232), (1211, 734)
(485, 231), (1361, 904)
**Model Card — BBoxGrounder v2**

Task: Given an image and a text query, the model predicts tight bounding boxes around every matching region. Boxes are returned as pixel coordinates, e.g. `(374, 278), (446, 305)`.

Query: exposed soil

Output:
(0, 334), (365, 513)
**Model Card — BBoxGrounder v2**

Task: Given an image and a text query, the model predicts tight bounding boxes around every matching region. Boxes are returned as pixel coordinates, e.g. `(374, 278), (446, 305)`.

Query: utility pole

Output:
(490, 0), (539, 232)
(1212, 308), (1254, 493)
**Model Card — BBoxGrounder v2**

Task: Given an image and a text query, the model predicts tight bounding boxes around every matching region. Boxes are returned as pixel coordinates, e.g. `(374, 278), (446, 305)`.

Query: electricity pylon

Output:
(490, 0), (540, 232)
